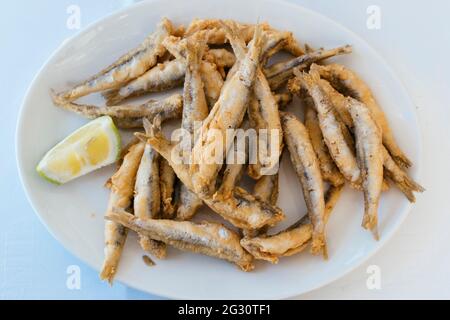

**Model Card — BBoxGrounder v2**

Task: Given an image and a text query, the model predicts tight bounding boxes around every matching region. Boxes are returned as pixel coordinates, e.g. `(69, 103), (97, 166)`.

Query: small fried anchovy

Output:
(175, 36), (209, 221)
(266, 45), (352, 90)
(134, 123), (167, 258)
(104, 59), (186, 105)
(280, 111), (327, 258)
(159, 158), (177, 218)
(382, 147), (424, 202)
(107, 208), (255, 271)
(100, 142), (145, 284)
(221, 21), (282, 180)
(265, 45), (352, 79)
(290, 70), (362, 188)
(180, 38), (209, 138)
(52, 93), (182, 120)
(56, 18), (174, 101)
(347, 97), (383, 240)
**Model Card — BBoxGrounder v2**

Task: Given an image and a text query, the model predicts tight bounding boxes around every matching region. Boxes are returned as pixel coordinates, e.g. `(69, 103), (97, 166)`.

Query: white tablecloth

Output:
(1, 0), (449, 299)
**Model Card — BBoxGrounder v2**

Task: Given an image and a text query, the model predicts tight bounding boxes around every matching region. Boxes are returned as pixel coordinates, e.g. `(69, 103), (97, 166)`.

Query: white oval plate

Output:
(16, 0), (421, 299)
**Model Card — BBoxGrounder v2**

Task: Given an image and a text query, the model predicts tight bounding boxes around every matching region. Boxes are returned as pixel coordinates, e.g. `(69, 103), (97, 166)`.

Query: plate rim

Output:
(15, 0), (422, 299)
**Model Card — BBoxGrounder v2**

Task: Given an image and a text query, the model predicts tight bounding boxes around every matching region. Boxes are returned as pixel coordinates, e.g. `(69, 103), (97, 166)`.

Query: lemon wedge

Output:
(37, 116), (121, 184)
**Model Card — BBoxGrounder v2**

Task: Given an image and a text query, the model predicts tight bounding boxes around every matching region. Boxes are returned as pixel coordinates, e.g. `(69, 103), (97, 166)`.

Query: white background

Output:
(1, 0), (449, 299)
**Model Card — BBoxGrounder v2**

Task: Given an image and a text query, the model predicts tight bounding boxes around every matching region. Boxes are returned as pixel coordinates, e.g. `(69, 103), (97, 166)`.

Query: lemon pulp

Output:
(86, 132), (110, 165)
(37, 116), (121, 184)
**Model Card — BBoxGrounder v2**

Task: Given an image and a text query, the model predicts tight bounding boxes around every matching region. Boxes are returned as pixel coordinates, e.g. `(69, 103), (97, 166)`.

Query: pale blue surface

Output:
(2, 0), (450, 299)
(1, 0), (159, 300)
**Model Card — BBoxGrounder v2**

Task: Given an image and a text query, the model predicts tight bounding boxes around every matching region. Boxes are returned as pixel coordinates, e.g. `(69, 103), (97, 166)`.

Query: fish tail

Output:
(310, 232), (328, 259)
(134, 132), (148, 143)
(395, 174), (425, 203)
(161, 198), (176, 218)
(373, 226), (380, 241)
(213, 189), (233, 201)
(185, 38), (204, 68)
(381, 179), (390, 191)
(328, 173), (346, 188)
(362, 207), (379, 240)
(143, 115), (162, 137)
(102, 89), (123, 106)
(99, 264), (116, 285)
(237, 260), (255, 272)
(243, 23), (264, 75)
(406, 175), (425, 192)
(399, 185), (416, 203)
(322, 241), (329, 260)
(176, 206), (197, 221)
(339, 45), (353, 55)
(308, 65), (322, 82)
(50, 89), (70, 107)
(247, 164), (262, 180)
(139, 236), (167, 259)
(382, 133), (413, 169)
(292, 68), (316, 90)
(100, 212), (135, 284)
(106, 207), (134, 228)
(392, 153), (413, 168)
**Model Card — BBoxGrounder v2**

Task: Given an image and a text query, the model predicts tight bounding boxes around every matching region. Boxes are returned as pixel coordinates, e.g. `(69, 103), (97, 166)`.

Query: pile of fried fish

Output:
(52, 18), (424, 283)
